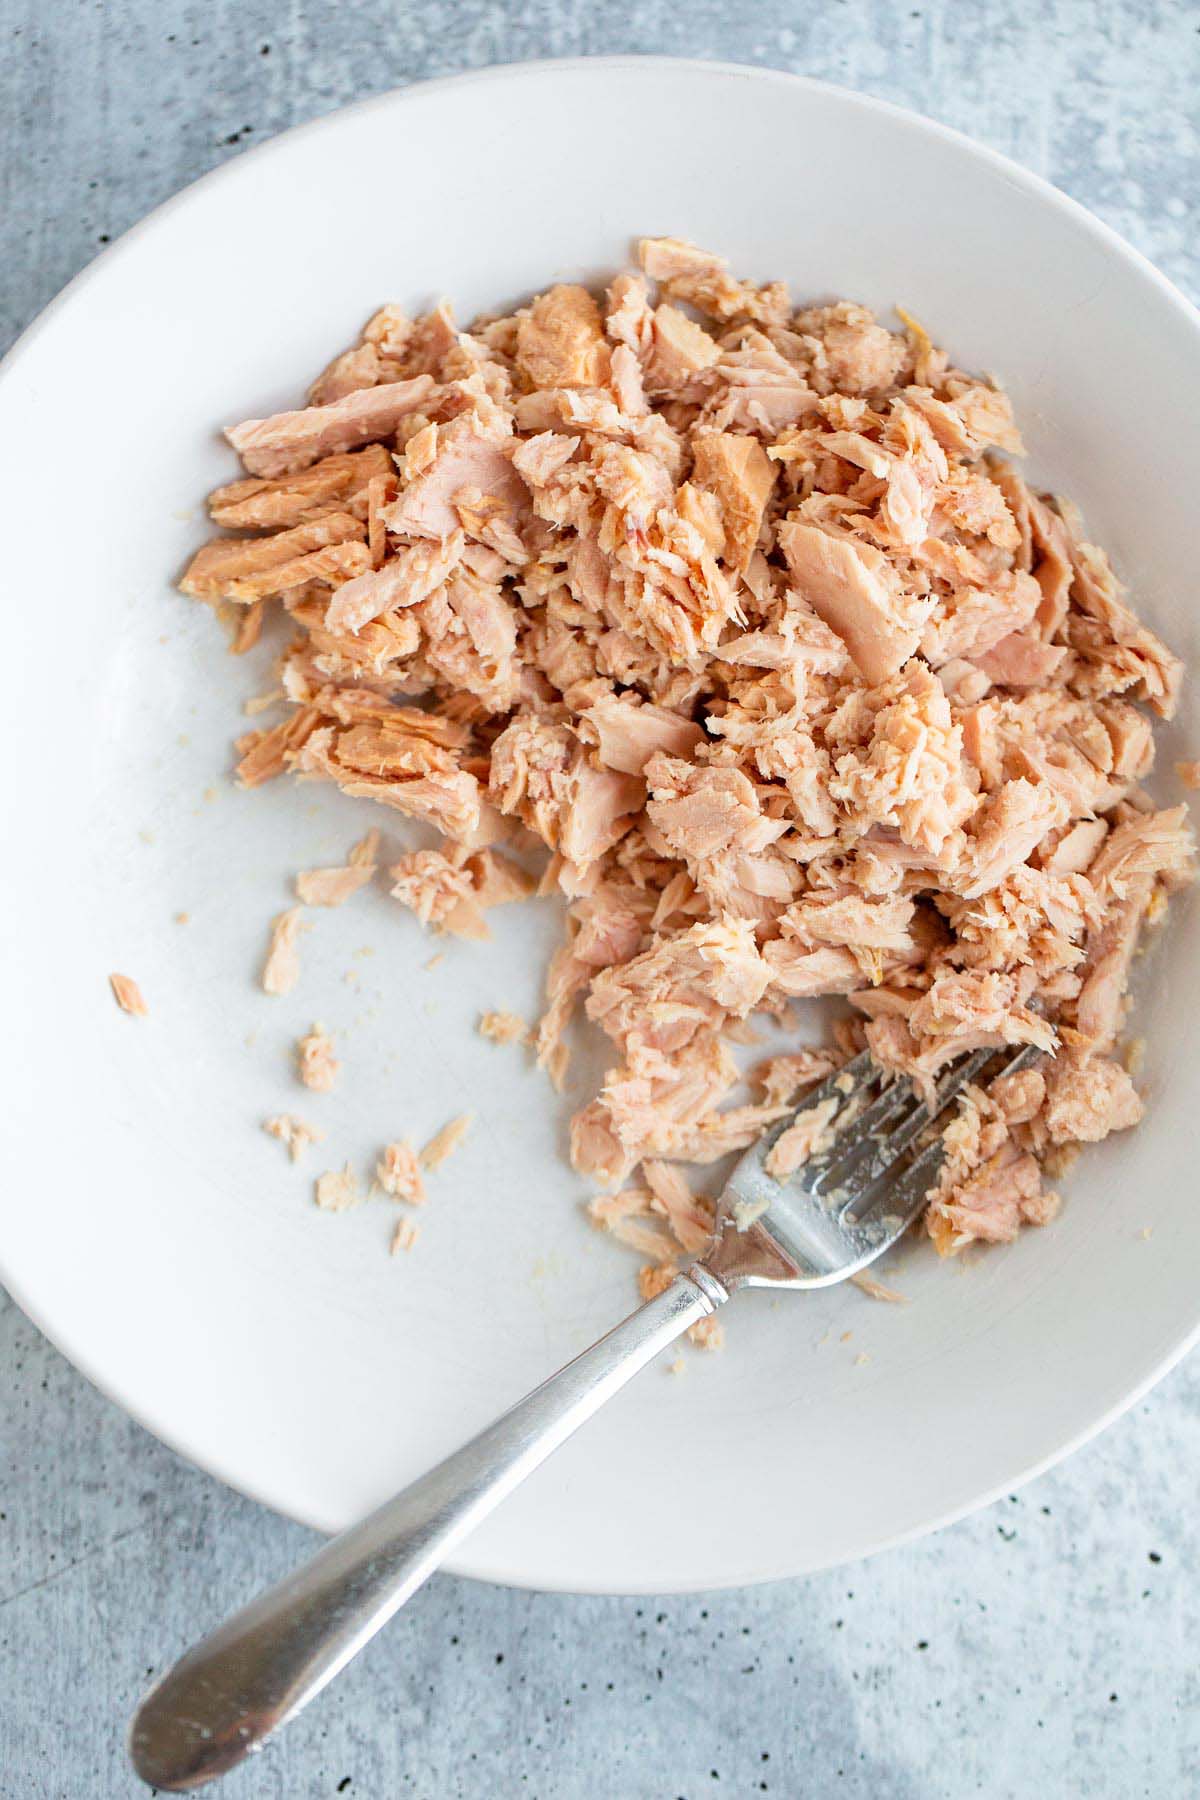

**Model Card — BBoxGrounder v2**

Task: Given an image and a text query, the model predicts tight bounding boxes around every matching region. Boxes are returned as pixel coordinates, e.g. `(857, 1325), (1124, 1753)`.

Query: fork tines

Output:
(771, 1040), (1043, 1226)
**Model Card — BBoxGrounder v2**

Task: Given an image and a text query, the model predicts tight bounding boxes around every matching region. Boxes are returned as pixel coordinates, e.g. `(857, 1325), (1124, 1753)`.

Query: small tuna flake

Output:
(376, 1140), (426, 1205)
(297, 1023), (339, 1093)
(315, 1164), (360, 1213)
(261, 908), (308, 996)
(478, 1010), (529, 1045)
(390, 1217), (420, 1255)
(264, 1114), (324, 1162)
(109, 973), (148, 1018)
(419, 1114), (472, 1171)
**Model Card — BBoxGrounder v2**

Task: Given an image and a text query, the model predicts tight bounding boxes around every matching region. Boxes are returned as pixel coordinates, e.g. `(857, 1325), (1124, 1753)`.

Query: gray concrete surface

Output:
(3, 4), (1199, 1795)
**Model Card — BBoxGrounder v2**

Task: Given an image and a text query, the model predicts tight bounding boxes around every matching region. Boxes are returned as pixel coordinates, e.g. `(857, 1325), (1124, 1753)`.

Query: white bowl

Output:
(1, 58), (1197, 1594)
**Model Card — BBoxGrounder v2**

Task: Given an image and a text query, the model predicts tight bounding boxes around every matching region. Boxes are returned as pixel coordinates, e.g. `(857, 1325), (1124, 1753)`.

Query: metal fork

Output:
(129, 1040), (1037, 1791)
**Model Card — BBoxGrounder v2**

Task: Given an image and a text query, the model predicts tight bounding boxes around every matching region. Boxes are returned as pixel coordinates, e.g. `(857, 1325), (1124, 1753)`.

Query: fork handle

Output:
(128, 1267), (728, 1791)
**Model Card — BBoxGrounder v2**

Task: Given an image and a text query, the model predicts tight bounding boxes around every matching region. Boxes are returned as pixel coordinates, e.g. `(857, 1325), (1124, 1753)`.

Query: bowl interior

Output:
(1, 59), (1197, 1591)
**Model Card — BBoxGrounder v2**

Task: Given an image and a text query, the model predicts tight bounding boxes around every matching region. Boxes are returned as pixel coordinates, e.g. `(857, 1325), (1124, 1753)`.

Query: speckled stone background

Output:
(3, 6), (1199, 1797)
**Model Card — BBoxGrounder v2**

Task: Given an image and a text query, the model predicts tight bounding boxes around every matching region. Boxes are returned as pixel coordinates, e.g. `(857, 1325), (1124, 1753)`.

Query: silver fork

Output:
(129, 1040), (1037, 1791)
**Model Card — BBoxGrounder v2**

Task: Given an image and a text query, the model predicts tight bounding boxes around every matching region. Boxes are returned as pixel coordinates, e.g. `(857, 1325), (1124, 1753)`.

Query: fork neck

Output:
(684, 1263), (732, 1308)
(694, 1219), (802, 1292)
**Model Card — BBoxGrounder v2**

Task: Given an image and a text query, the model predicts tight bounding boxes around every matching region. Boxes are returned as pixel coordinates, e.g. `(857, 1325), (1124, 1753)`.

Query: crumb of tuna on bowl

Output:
(296, 1023), (339, 1093)
(109, 972), (149, 1017)
(376, 1139), (426, 1204)
(183, 236), (1194, 1273)
(263, 1114), (324, 1162)
(419, 1114), (472, 1171)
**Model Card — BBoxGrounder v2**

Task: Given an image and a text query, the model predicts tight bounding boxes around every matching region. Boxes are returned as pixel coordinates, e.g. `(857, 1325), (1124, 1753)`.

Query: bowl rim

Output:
(3, 55), (1199, 1594)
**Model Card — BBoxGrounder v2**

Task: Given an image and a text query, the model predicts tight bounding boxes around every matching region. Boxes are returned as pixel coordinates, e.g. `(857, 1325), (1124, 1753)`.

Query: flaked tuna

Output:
(324, 534), (464, 634)
(638, 237), (791, 327)
(185, 238), (1189, 1288)
(827, 662), (975, 856)
(489, 712), (643, 878)
(778, 522), (929, 683)
(208, 445), (392, 530)
(645, 755), (789, 862)
(586, 918), (770, 1061)
(381, 418), (528, 543)
(181, 512), (367, 601)
(644, 304), (721, 393)
(1086, 805), (1194, 901)
(908, 969), (1056, 1053)
(226, 376), (435, 476)
(764, 1096), (840, 1179)
(1043, 1054), (1144, 1143)
(690, 432), (776, 571)
(295, 709), (482, 841)
(958, 779), (1070, 899)
(752, 1049), (843, 1107)
(517, 285), (611, 391)
(927, 1141), (1050, 1254)
(579, 694), (704, 775)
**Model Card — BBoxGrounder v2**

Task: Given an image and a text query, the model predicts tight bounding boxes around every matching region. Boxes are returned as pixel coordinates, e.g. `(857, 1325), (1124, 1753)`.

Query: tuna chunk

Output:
(294, 863), (374, 908)
(605, 272), (654, 354)
(586, 919), (770, 1060)
(1074, 877), (1151, 1052)
(797, 302), (907, 395)
(261, 908), (308, 996)
(644, 304), (720, 393)
(226, 376), (435, 476)
(297, 1023), (339, 1092)
(645, 755), (788, 861)
(511, 430), (581, 488)
(959, 779), (1070, 900)
(109, 973), (148, 1018)
(1087, 805), (1194, 901)
(1042, 818), (1108, 876)
(763, 1096), (840, 1180)
(295, 708), (481, 841)
(778, 521), (928, 683)
(989, 1064), (1046, 1124)
(763, 942), (867, 998)
(309, 340), (383, 405)
(905, 383), (1023, 457)
(926, 1141), (1048, 1254)
(207, 444), (393, 530)
(488, 712), (643, 876)
(920, 571), (1041, 668)
(561, 765), (647, 878)
(817, 891), (922, 959)
(536, 891), (648, 1086)
(827, 662), (975, 856)
(376, 1140), (427, 1205)
(181, 512), (366, 601)
(908, 969), (1056, 1052)
(690, 432), (776, 570)
(579, 694), (704, 775)
(581, 1035), (790, 1175)
(1067, 539), (1183, 719)
(1026, 491), (1074, 635)
(235, 707), (323, 788)
(642, 1160), (716, 1255)
(638, 237), (790, 327)
(972, 630), (1067, 688)
(752, 1049), (843, 1107)
(517, 285), (611, 390)
(381, 418), (528, 542)
(324, 534), (464, 634)
(389, 847), (489, 939)
(1043, 1053), (1144, 1144)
